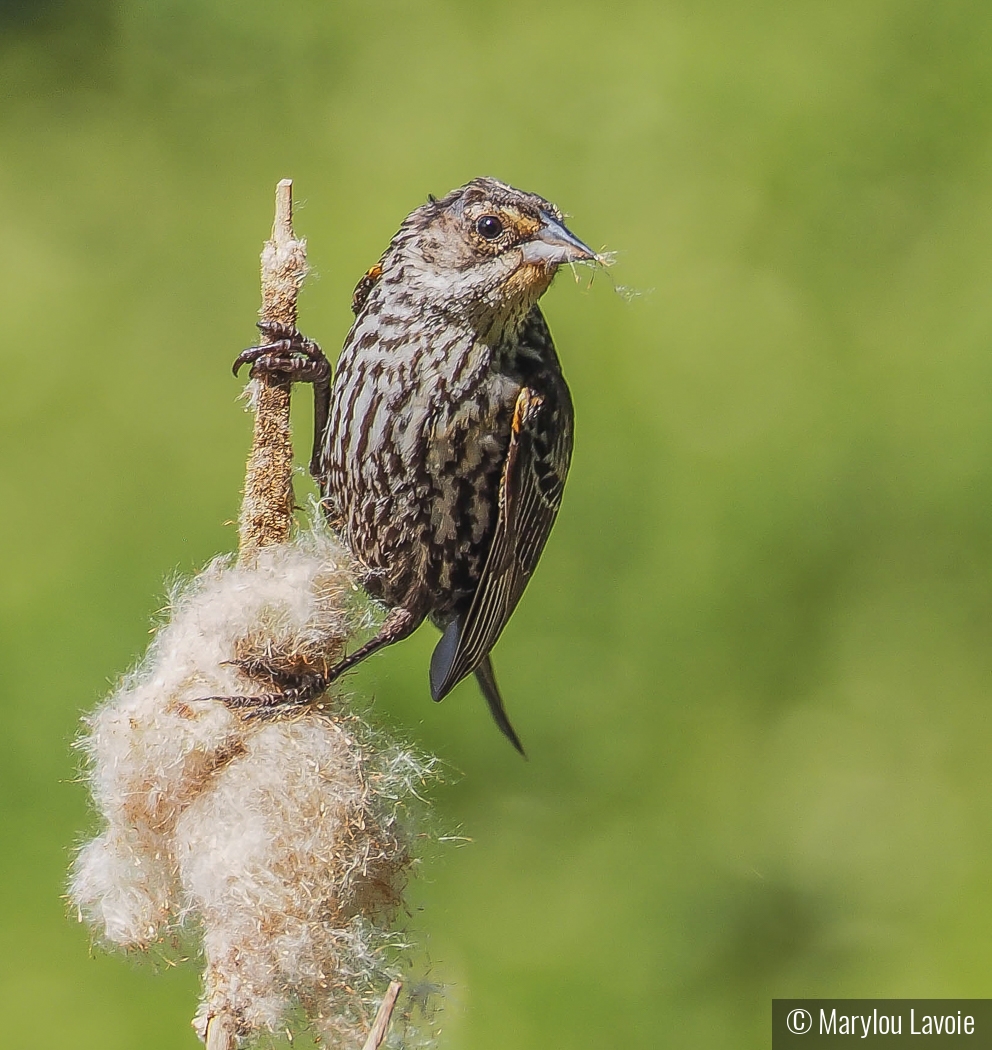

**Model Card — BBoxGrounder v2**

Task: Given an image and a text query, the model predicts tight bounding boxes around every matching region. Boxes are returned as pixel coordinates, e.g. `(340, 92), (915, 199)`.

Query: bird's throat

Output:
(502, 262), (556, 302)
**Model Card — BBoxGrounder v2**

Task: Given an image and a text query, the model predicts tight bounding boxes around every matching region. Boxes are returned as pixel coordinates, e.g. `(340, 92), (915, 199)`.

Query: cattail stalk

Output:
(70, 182), (431, 1050)
(238, 178), (306, 560)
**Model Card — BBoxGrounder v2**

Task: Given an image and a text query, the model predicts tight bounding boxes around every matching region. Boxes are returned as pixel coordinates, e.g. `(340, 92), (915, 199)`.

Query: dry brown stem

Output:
(238, 179), (308, 561)
(361, 981), (403, 1050)
(204, 1012), (237, 1050)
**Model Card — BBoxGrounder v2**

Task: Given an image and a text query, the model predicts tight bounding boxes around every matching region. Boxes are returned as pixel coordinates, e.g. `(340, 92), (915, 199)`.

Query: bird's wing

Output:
(430, 370), (573, 701)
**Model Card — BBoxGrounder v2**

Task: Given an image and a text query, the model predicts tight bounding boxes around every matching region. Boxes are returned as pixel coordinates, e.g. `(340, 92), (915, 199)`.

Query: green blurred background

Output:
(4, 0), (992, 1046)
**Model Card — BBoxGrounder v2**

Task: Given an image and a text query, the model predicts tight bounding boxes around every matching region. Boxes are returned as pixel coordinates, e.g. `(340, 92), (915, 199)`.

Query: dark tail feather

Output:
(474, 654), (526, 757)
(431, 623), (525, 755)
(430, 617), (462, 702)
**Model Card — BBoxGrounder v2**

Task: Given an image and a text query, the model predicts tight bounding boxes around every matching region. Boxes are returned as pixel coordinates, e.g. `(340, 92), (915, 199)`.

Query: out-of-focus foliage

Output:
(4, 2), (992, 1047)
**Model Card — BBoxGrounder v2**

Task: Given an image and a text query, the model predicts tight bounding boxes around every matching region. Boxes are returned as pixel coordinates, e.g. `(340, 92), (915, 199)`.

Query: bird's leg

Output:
(319, 606), (422, 682)
(200, 609), (421, 720)
(233, 320), (331, 480)
(202, 660), (328, 722)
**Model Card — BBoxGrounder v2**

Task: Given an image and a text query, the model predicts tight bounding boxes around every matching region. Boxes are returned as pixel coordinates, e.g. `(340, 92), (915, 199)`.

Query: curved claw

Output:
(232, 346), (264, 377)
(256, 319), (291, 339)
(232, 338), (298, 377)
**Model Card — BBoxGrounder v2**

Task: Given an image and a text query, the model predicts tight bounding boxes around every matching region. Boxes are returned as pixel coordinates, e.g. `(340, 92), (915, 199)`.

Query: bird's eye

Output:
(476, 215), (504, 239)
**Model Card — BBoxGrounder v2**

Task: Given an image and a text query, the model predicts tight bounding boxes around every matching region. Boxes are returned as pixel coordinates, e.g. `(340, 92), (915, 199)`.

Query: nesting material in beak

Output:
(520, 212), (599, 268)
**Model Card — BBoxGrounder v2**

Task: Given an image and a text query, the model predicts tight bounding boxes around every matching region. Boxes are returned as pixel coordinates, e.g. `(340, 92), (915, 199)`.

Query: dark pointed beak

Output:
(520, 212), (600, 266)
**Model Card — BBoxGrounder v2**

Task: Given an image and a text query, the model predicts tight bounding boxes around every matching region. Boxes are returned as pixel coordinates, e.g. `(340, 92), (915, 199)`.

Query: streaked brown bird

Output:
(236, 177), (597, 753)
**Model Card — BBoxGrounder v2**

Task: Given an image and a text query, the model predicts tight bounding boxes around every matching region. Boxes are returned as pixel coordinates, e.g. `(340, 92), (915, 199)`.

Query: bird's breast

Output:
(323, 317), (518, 610)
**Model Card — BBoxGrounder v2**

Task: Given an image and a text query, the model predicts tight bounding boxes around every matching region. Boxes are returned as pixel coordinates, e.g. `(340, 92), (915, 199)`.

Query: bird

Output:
(234, 177), (598, 753)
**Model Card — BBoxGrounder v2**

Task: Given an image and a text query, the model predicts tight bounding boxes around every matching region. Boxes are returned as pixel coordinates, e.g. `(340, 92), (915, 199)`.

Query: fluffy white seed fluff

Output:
(70, 526), (434, 1047)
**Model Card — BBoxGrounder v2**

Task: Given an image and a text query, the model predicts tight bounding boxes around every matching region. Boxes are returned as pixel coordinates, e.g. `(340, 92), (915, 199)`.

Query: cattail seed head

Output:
(70, 524), (436, 1047)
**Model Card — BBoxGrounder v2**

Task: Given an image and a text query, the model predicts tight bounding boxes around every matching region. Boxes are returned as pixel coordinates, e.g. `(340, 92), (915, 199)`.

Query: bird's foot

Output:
(205, 659), (329, 722)
(234, 321), (332, 480)
(233, 321), (330, 386)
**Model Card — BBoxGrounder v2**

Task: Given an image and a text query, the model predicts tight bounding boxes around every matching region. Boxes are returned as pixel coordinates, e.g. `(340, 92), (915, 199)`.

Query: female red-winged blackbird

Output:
(236, 177), (597, 753)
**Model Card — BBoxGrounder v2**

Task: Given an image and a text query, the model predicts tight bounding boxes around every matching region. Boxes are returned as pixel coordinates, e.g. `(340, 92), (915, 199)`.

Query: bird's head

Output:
(379, 177), (600, 329)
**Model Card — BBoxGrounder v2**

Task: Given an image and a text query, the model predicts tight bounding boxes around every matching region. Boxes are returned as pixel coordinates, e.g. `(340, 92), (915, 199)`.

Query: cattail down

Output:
(70, 523), (436, 1048)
